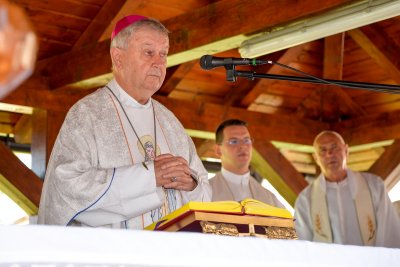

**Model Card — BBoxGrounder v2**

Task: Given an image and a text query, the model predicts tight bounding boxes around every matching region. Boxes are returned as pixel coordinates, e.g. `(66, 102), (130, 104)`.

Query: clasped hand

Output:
(154, 153), (196, 191)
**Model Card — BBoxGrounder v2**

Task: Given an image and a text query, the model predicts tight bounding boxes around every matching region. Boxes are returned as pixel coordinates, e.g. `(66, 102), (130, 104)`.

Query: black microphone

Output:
(200, 55), (270, 70)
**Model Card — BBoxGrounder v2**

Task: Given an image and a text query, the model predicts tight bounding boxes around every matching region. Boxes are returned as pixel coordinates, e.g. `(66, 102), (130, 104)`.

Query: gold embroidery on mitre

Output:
(367, 215), (376, 241)
(315, 214), (327, 238)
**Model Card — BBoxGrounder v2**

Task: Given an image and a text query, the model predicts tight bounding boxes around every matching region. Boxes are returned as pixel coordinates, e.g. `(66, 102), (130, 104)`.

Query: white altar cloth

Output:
(0, 225), (399, 267)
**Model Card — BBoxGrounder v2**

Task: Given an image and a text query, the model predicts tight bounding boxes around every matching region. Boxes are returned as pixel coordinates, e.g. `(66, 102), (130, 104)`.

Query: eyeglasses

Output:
(220, 137), (253, 146)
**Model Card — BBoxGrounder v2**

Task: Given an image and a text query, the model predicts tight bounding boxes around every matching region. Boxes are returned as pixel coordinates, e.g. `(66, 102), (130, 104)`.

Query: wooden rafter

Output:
(299, 33), (365, 121)
(159, 61), (197, 96)
(240, 45), (306, 107)
(195, 140), (217, 160)
(348, 25), (400, 84)
(334, 109), (400, 145)
(252, 140), (307, 206)
(0, 141), (42, 207)
(3, 87), (91, 112)
(369, 140), (400, 188)
(73, 0), (126, 48)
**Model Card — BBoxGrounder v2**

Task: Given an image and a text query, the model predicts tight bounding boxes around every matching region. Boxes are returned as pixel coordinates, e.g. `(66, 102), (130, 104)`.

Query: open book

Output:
(145, 198), (292, 231)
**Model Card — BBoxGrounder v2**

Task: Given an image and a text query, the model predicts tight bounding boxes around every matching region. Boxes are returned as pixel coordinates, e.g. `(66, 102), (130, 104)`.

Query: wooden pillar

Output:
(31, 108), (67, 178)
(31, 108), (47, 179)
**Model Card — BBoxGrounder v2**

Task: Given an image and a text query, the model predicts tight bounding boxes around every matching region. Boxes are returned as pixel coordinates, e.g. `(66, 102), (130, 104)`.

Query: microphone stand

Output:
(224, 65), (400, 93)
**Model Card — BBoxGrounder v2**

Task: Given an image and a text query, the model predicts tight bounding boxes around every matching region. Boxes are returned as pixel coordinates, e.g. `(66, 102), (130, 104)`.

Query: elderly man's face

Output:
(313, 133), (348, 181)
(116, 26), (169, 104)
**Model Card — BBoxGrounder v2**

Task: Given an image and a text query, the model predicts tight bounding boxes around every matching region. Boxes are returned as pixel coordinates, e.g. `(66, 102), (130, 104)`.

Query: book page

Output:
(240, 198), (293, 219)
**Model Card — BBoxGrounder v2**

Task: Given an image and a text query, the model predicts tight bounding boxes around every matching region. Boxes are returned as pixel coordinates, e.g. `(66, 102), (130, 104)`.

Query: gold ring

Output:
(171, 177), (177, 182)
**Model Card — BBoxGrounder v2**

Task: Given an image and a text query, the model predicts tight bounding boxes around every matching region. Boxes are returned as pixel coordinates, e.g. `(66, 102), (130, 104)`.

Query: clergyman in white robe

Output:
(295, 169), (400, 248)
(38, 79), (211, 229)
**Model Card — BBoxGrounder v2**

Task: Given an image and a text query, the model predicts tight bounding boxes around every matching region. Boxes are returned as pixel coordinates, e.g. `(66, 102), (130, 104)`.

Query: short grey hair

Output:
(313, 130), (346, 147)
(110, 18), (169, 50)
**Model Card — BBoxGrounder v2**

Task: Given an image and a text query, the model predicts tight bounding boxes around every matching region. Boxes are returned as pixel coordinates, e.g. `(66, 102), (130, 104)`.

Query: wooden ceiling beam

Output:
(240, 45), (305, 107)
(29, 0), (351, 90)
(154, 95), (327, 145)
(0, 111), (21, 124)
(348, 148), (384, 164)
(73, 0), (126, 48)
(348, 25), (400, 84)
(196, 140), (217, 160)
(333, 109), (400, 145)
(13, 115), (32, 144)
(348, 160), (375, 172)
(158, 61), (197, 96)
(281, 150), (315, 164)
(291, 162), (317, 175)
(368, 140), (400, 186)
(299, 34), (365, 121)
(0, 124), (13, 134)
(252, 141), (308, 206)
(35, 39), (112, 90)
(0, 141), (42, 207)
(323, 33), (344, 80)
(325, 33), (365, 118)
(3, 87), (92, 112)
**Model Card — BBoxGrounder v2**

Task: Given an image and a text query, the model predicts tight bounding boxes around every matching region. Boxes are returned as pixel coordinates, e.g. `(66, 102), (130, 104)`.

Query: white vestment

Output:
(209, 168), (285, 208)
(38, 80), (211, 229)
(294, 169), (400, 248)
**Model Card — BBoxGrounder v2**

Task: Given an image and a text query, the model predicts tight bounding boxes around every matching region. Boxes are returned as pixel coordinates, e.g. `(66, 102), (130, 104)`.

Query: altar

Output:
(1, 225), (399, 267)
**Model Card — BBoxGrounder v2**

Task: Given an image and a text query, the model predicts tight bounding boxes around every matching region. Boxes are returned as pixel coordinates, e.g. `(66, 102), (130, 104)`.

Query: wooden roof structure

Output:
(1, 0), (400, 212)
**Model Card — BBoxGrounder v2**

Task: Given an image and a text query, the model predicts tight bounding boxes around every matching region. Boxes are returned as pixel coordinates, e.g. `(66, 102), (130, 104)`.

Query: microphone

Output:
(200, 55), (270, 70)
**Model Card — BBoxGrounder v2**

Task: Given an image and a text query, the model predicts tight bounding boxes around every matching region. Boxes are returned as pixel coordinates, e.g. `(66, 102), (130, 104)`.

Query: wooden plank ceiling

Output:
(1, 0), (400, 206)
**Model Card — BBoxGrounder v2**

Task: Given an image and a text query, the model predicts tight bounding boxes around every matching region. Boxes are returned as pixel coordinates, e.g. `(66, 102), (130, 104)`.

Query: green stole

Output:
(311, 172), (376, 245)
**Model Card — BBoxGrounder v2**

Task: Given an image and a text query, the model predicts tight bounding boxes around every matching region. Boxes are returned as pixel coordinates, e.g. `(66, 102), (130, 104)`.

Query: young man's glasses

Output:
(221, 137), (253, 146)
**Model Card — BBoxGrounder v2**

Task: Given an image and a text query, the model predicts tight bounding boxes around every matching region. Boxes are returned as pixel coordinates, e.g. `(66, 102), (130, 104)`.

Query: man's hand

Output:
(154, 154), (197, 191)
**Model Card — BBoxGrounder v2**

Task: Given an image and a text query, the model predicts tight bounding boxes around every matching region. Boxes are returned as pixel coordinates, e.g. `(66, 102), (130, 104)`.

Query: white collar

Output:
(319, 169), (357, 198)
(109, 79), (152, 109)
(221, 167), (250, 185)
